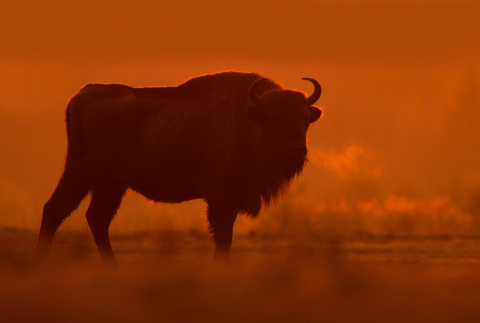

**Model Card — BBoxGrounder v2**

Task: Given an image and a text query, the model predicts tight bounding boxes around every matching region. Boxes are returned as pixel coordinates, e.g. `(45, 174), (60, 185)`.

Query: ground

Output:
(1, 228), (480, 323)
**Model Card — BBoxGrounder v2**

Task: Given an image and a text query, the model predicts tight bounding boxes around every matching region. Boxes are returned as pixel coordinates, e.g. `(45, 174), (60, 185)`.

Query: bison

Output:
(35, 71), (322, 262)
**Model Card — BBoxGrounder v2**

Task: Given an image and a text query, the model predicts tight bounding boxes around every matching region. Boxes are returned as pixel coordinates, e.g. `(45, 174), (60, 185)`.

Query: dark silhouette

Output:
(35, 71), (322, 262)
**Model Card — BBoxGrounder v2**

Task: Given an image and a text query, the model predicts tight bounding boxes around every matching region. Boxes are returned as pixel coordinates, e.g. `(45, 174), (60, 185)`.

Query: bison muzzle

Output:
(35, 71), (323, 263)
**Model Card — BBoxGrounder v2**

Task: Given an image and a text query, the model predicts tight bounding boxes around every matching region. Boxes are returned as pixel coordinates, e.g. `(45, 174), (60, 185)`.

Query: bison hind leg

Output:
(86, 179), (126, 263)
(206, 202), (238, 260)
(36, 167), (91, 261)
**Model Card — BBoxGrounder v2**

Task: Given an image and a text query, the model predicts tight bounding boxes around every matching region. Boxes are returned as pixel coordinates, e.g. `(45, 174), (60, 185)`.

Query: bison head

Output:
(246, 77), (322, 175)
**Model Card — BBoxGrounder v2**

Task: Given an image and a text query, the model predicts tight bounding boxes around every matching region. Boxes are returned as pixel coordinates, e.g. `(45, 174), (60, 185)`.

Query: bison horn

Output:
(249, 77), (269, 106)
(302, 77), (322, 105)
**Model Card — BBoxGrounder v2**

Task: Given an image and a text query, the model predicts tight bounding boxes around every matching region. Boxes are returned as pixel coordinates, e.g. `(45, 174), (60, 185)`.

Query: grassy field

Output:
(2, 228), (480, 323)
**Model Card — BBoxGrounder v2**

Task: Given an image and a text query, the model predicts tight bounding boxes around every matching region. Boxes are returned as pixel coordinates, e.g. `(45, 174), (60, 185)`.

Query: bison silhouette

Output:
(36, 71), (323, 262)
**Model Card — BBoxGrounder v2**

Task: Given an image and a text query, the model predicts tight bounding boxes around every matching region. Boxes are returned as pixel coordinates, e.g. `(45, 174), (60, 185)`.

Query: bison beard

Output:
(35, 71), (322, 263)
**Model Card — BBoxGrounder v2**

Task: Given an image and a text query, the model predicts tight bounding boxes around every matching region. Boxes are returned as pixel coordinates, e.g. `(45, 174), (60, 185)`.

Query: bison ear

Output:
(246, 105), (266, 124)
(308, 106), (322, 123)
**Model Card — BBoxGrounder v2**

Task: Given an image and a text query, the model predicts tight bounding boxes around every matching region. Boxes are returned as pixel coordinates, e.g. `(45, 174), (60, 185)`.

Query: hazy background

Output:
(1, 0), (480, 238)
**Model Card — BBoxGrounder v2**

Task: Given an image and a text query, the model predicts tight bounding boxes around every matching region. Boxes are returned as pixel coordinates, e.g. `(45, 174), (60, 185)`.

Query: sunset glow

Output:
(2, 0), (479, 234)
(1, 1), (480, 321)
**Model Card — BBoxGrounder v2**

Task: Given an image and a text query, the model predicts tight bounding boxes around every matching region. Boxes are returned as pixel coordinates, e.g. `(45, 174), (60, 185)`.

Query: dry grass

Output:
(2, 228), (480, 323)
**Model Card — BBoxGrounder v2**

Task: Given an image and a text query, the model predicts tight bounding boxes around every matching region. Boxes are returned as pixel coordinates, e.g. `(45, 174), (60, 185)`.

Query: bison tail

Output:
(65, 96), (84, 159)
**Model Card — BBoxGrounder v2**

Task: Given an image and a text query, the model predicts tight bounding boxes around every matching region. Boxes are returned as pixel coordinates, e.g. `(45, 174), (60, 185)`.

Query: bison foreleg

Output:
(206, 203), (238, 260)
(86, 180), (126, 264)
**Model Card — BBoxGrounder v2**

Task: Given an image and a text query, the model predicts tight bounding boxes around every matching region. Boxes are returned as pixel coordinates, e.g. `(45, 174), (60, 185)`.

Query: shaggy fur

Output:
(36, 71), (322, 262)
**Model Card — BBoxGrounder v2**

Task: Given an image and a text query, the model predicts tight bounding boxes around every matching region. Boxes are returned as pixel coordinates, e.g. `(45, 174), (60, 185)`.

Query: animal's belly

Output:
(114, 142), (208, 203)
(125, 173), (202, 203)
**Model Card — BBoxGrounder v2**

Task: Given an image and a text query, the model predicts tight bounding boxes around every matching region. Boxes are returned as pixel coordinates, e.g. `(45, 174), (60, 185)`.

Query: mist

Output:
(3, 2), (480, 322)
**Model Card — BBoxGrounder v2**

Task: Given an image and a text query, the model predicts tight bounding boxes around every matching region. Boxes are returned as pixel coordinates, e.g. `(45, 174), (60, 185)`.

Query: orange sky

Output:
(1, 0), (480, 231)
